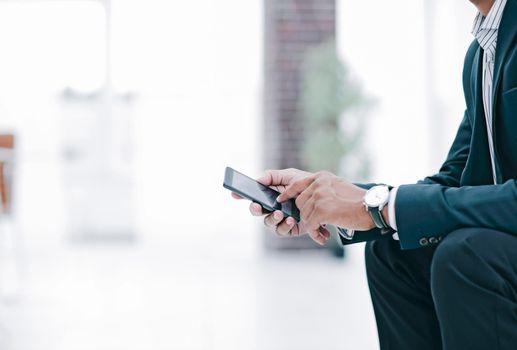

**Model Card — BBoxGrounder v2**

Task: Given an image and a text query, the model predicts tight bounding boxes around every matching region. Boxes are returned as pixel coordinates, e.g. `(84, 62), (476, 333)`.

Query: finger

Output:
(277, 176), (315, 202)
(270, 185), (287, 193)
(264, 210), (284, 228)
(299, 192), (317, 221)
(249, 202), (270, 216)
(290, 223), (301, 236)
(308, 228), (326, 246)
(303, 202), (325, 234)
(303, 204), (329, 244)
(257, 169), (294, 187)
(257, 170), (275, 186)
(295, 181), (318, 210)
(287, 218), (306, 237)
(319, 226), (331, 240)
(297, 221), (309, 236)
(250, 202), (262, 216)
(308, 225), (330, 245)
(276, 217), (296, 236)
(288, 217), (304, 237)
(285, 216), (296, 228)
(232, 192), (243, 199)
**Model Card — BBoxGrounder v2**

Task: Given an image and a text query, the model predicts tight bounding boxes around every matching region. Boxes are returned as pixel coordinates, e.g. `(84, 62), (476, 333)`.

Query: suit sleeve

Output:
(393, 111), (516, 250)
(395, 180), (517, 249)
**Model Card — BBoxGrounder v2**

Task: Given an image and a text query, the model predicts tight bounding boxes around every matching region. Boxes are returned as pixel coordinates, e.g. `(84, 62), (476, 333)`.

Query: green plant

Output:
(300, 40), (374, 180)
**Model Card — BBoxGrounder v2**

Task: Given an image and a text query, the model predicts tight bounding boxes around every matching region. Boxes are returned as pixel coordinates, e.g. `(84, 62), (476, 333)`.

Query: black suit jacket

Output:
(341, 0), (517, 249)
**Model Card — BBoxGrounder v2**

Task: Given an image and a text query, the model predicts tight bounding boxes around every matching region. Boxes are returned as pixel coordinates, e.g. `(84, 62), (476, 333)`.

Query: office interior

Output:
(0, 1), (476, 349)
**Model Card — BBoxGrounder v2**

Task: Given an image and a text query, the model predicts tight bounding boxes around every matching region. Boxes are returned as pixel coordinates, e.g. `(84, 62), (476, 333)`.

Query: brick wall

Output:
(263, 0), (336, 170)
(263, 0), (337, 249)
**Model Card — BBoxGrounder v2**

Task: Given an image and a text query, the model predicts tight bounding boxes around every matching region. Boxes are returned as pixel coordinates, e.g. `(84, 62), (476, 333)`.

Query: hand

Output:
(277, 171), (376, 240)
(231, 168), (332, 245)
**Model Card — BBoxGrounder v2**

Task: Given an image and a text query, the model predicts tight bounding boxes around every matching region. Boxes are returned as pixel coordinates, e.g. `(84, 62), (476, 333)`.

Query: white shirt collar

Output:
(472, 0), (507, 44)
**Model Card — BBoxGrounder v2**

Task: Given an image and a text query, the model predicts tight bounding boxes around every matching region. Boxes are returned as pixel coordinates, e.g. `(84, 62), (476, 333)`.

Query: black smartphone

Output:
(223, 167), (300, 222)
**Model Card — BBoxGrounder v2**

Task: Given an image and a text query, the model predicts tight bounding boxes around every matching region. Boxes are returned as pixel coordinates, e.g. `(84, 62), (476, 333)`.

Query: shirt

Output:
(472, 0), (507, 185)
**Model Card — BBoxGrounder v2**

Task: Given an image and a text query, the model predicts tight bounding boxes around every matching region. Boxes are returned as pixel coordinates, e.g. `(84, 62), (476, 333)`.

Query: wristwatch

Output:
(363, 185), (392, 234)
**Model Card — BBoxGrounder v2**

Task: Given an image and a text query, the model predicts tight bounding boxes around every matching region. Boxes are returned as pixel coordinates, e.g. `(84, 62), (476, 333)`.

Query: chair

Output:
(0, 134), (14, 214)
(0, 134), (25, 301)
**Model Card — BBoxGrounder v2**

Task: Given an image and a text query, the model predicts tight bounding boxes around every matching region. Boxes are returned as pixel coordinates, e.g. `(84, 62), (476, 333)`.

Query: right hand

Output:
(231, 168), (331, 245)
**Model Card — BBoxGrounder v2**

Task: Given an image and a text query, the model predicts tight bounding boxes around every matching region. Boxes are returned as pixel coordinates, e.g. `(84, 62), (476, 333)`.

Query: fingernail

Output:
(274, 212), (282, 220)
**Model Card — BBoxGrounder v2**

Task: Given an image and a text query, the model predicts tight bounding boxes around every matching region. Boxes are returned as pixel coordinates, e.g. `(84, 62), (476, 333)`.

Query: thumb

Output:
(256, 170), (275, 186)
(257, 169), (296, 186)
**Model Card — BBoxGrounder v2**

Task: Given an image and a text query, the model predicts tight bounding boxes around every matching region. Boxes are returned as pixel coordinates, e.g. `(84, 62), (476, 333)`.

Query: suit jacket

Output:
(341, 0), (517, 250)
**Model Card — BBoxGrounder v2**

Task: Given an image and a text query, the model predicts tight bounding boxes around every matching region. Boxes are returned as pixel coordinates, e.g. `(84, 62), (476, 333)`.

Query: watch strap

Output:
(367, 207), (392, 235)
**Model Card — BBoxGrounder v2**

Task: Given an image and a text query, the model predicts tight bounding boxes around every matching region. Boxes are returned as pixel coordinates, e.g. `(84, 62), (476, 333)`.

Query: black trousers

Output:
(365, 228), (517, 350)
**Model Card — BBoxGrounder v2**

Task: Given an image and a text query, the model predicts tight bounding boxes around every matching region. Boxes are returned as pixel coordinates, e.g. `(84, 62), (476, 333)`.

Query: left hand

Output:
(276, 171), (376, 239)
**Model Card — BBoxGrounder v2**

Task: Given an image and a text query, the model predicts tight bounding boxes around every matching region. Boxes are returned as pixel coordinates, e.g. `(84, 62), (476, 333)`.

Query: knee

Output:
(430, 228), (488, 296)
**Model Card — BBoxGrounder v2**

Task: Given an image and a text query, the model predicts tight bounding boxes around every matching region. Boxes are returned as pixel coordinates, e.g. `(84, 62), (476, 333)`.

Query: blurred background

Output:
(0, 0), (476, 349)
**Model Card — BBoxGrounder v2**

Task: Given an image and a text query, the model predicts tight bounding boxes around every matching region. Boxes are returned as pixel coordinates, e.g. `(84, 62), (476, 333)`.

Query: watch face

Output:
(364, 185), (390, 207)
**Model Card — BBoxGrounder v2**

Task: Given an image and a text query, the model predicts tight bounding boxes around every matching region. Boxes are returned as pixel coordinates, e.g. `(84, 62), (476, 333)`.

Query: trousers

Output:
(365, 227), (517, 350)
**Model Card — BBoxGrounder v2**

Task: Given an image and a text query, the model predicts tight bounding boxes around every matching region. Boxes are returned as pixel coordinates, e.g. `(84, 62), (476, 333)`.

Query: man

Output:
(233, 0), (517, 349)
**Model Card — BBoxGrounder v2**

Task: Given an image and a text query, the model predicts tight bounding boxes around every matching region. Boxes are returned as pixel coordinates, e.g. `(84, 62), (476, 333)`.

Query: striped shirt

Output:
(472, 0), (508, 184)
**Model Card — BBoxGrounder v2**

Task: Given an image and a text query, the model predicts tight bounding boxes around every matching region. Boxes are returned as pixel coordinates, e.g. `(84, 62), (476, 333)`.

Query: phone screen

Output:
(224, 167), (300, 221)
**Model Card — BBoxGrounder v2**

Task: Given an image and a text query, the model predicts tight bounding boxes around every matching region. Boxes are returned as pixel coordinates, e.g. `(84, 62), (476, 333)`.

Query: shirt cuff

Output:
(337, 227), (355, 240)
(388, 187), (399, 240)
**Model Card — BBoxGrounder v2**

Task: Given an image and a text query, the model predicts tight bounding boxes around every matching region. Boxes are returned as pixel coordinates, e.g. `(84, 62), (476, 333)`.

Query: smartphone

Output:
(223, 167), (300, 222)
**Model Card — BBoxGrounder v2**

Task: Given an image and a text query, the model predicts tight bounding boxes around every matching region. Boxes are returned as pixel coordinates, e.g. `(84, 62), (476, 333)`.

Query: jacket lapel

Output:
(492, 0), (517, 122)
(472, 45), (482, 102)
(472, 46), (485, 130)
(490, 0), (516, 182)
